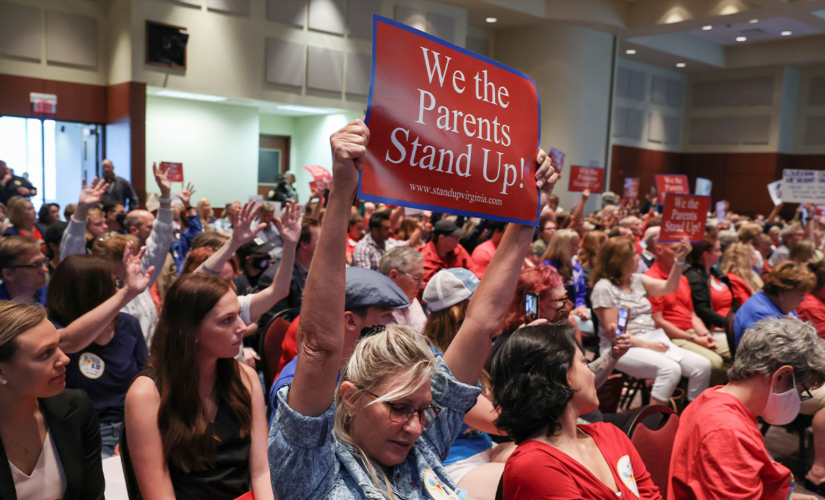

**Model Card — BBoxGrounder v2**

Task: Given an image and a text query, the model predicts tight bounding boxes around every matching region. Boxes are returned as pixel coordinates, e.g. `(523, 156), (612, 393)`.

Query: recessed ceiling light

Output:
(626, 49), (636, 55)
(486, 17), (497, 23)
(736, 36), (747, 42)
(749, 19), (759, 24)
(676, 63), (686, 68)
(154, 90), (227, 102)
(781, 31), (792, 36)
(276, 105), (332, 115)
(702, 25), (713, 30)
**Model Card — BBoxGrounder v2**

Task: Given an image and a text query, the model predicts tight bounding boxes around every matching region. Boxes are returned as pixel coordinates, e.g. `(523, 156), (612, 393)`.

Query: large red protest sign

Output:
(359, 15), (541, 225)
(660, 194), (710, 243)
(656, 174), (689, 202)
(624, 178), (640, 200)
(160, 162), (183, 182)
(567, 166), (605, 193)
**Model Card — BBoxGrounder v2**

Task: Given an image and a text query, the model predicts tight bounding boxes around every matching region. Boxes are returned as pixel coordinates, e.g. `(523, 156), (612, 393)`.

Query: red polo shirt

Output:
(669, 387), (794, 500)
(470, 239), (498, 274)
(420, 241), (483, 290)
(645, 262), (695, 331)
(798, 294), (825, 340)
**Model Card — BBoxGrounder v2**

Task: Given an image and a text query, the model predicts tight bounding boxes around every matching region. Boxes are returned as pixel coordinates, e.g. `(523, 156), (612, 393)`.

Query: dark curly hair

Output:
(489, 323), (578, 444)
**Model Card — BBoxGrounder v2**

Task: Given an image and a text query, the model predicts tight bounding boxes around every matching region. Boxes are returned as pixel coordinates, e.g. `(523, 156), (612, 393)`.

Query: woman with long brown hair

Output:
(124, 273), (273, 500)
(541, 229), (589, 322)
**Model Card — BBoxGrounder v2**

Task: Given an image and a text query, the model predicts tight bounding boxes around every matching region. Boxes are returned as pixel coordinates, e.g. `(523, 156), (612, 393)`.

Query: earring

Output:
(1, 380), (6, 385)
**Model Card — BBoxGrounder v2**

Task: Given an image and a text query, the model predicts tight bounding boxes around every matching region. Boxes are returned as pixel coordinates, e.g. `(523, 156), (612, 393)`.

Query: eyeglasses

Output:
(398, 270), (424, 283)
(362, 389), (442, 427)
(550, 295), (569, 303)
(801, 382), (814, 402)
(12, 259), (48, 269)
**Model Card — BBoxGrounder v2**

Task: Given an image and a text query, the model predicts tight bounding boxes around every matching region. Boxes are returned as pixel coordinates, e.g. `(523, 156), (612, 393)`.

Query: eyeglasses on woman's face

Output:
(362, 389), (441, 427)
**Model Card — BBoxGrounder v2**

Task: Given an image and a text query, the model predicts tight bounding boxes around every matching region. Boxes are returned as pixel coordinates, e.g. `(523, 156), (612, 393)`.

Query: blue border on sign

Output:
(358, 14), (542, 227)
(658, 194), (712, 244)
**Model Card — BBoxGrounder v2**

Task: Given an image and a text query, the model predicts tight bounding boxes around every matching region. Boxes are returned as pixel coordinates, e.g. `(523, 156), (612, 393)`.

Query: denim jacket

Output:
(268, 356), (481, 499)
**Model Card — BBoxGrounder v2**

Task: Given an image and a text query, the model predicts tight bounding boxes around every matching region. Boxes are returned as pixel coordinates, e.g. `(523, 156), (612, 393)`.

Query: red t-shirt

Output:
(470, 239), (497, 275)
(798, 294), (825, 340)
(709, 277), (733, 319)
(276, 315), (301, 375)
(420, 241), (483, 290)
(346, 237), (359, 260)
(669, 387), (795, 500)
(645, 262), (695, 331)
(727, 273), (753, 307)
(503, 423), (662, 500)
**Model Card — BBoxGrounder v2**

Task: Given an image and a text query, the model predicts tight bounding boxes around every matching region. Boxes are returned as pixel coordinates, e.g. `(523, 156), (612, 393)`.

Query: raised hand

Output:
(272, 201), (303, 245)
(122, 241), (154, 298)
(230, 201), (266, 247)
(152, 162), (172, 198)
(176, 182), (196, 207)
(675, 237), (692, 263)
(329, 119), (369, 193)
(535, 149), (561, 210)
(77, 177), (110, 212)
(609, 331), (631, 359)
(582, 189), (591, 199)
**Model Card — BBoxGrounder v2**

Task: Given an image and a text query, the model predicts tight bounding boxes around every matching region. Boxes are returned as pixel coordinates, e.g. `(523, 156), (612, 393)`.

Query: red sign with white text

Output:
(160, 162), (183, 182)
(624, 178), (640, 200)
(656, 174), (689, 202)
(660, 194), (710, 243)
(359, 15), (541, 225)
(567, 166), (605, 193)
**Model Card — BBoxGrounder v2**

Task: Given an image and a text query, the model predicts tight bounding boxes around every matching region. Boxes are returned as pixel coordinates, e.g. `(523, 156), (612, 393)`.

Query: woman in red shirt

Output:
(490, 323), (662, 499)
(668, 316), (825, 500)
(798, 260), (825, 338)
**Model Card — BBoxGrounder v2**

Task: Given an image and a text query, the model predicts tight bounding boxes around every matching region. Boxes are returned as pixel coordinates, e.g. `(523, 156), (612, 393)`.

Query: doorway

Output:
(258, 134), (290, 198)
(0, 116), (102, 212)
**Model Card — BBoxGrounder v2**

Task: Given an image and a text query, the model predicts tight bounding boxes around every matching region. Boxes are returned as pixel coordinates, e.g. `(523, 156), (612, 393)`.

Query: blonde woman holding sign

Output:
(267, 118), (560, 499)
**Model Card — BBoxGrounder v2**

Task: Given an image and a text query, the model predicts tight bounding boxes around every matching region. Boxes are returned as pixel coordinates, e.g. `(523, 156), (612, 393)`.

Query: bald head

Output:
(102, 159), (115, 180)
(124, 209), (155, 246)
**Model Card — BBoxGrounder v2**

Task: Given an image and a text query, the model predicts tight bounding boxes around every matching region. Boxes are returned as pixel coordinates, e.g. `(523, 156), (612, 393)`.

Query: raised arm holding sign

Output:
(660, 194), (710, 243)
(359, 15), (541, 225)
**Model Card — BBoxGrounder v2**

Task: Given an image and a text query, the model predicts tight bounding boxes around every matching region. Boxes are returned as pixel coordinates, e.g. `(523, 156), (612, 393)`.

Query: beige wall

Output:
(495, 25), (615, 211)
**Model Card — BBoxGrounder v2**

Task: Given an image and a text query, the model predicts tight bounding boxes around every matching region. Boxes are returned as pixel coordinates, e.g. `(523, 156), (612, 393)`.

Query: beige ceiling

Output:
(445, 0), (825, 72)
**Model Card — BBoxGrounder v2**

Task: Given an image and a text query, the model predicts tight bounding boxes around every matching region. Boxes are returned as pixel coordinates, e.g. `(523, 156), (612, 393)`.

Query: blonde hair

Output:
(721, 242), (763, 293)
(87, 208), (104, 220)
(790, 240), (816, 264)
(7, 197), (32, 229)
(91, 232), (139, 262)
(738, 223), (762, 244)
(541, 229), (579, 279)
(0, 301), (47, 362)
(334, 324), (436, 499)
(196, 198), (213, 219)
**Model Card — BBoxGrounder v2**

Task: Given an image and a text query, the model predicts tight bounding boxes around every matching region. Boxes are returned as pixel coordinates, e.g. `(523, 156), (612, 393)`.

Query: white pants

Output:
(614, 346), (712, 402)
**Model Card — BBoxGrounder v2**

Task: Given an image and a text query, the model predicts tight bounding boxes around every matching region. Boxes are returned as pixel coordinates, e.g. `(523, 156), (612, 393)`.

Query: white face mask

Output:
(762, 372), (801, 426)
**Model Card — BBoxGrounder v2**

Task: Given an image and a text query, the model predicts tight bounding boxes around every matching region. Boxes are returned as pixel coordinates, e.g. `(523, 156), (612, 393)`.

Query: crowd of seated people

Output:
(5, 122), (825, 500)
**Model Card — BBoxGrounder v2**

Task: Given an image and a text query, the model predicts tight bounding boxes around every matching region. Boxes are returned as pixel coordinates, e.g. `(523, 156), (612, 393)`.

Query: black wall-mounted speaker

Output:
(146, 21), (189, 70)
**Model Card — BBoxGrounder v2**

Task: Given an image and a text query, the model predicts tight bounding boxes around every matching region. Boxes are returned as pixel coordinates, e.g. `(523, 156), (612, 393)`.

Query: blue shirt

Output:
(732, 291), (795, 347)
(0, 282), (47, 305)
(268, 356), (479, 500)
(62, 313), (148, 424)
(269, 357), (298, 425)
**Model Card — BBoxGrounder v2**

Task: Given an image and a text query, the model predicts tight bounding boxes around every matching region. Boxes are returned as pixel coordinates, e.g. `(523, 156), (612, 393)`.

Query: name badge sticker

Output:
(79, 352), (105, 379)
(617, 455), (640, 498)
(423, 468), (461, 500)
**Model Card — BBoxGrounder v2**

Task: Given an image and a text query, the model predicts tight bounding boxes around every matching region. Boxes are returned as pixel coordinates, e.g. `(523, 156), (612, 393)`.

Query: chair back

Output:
(628, 405), (679, 498)
(260, 316), (293, 391)
(119, 426), (143, 500)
